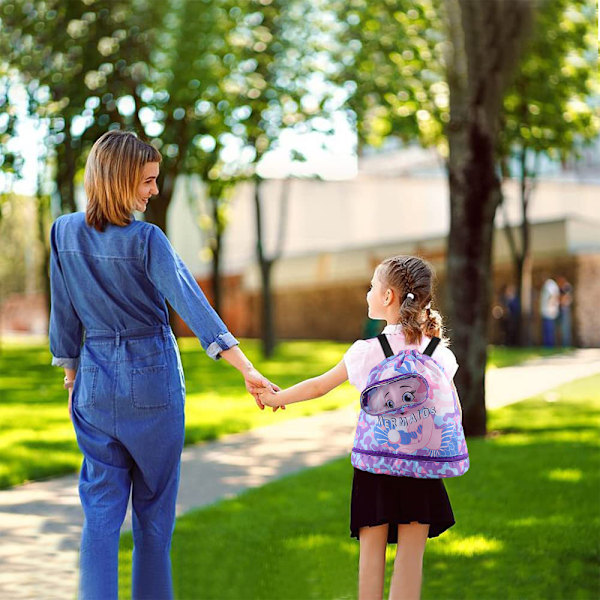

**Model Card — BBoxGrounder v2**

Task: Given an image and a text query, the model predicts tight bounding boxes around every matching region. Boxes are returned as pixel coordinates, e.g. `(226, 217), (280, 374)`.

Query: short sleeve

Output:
(144, 225), (238, 359)
(436, 345), (459, 380)
(343, 340), (371, 390)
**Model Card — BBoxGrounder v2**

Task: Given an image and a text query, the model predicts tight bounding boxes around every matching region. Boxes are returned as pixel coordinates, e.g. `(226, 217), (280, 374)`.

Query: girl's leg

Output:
(389, 522), (429, 600)
(358, 524), (389, 600)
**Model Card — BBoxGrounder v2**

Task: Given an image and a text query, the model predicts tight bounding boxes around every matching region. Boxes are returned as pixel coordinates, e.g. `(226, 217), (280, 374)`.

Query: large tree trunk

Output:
(445, 0), (533, 437)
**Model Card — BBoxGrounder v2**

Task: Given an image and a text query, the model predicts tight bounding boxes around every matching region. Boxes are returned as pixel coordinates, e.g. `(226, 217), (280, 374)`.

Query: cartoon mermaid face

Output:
(361, 375), (429, 416)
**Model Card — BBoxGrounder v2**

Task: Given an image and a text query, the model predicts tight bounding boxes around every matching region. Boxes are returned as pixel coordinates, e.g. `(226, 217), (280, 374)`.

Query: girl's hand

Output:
(259, 389), (284, 409)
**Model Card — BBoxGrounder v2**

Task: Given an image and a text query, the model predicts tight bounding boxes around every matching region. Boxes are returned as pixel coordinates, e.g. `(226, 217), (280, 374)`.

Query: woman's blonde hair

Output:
(377, 255), (444, 345)
(85, 130), (162, 231)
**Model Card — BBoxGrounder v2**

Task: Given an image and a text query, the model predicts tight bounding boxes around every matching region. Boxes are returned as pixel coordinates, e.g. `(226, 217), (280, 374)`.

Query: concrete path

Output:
(1, 348), (599, 599)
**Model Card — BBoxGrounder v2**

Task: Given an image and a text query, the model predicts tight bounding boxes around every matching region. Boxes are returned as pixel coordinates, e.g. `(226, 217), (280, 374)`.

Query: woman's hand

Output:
(68, 387), (73, 419)
(64, 368), (76, 420)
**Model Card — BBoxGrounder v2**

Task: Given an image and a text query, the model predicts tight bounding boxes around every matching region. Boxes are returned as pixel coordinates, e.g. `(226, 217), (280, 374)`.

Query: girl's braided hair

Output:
(377, 255), (443, 345)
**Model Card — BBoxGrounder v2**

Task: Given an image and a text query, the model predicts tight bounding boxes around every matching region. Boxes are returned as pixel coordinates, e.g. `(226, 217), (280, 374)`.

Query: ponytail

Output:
(398, 293), (424, 345)
(423, 305), (443, 340)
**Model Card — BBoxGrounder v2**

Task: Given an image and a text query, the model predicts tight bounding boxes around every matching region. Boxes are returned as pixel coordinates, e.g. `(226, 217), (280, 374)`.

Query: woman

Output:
(49, 130), (275, 599)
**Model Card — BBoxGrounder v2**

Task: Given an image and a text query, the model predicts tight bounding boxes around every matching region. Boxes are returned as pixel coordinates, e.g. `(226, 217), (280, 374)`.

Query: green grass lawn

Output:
(485, 345), (571, 369)
(0, 337), (573, 489)
(117, 373), (600, 600)
(0, 338), (353, 489)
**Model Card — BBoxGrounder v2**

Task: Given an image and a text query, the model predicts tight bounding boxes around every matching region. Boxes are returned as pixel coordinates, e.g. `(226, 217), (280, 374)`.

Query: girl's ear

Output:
(384, 288), (394, 306)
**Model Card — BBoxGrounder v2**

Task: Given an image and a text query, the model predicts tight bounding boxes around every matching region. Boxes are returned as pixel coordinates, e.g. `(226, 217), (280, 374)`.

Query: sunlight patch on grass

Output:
(507, 515), (576, 528)
(283, 533), (353, 554)
(440, 534), (503, 557)
(546, 468), (583, 482)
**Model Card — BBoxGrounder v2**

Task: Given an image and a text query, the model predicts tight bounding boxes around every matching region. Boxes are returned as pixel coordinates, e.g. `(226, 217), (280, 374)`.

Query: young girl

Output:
(49, 130), (276, 600)
(258, 255), (458, 600)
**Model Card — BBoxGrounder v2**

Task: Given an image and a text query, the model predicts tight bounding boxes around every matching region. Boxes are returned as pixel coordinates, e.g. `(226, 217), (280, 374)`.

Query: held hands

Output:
(243, 367), (285, 412)
(256, 386), (284, 409)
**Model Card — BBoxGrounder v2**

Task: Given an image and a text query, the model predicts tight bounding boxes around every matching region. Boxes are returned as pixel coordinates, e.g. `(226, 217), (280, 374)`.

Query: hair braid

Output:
(377, 255), (444, 344)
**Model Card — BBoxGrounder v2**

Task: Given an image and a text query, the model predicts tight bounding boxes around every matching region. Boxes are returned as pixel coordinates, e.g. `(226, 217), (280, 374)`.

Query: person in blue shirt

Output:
(49, 130), (277, 600)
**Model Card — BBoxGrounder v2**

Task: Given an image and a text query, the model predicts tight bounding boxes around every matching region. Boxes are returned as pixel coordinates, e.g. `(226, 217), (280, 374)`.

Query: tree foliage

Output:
(332, 0), (448, 153)
(498, 0), (599, 347)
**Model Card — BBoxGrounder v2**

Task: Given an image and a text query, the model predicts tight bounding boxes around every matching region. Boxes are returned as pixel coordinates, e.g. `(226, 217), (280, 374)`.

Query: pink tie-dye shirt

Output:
(344, 324), (459, 392)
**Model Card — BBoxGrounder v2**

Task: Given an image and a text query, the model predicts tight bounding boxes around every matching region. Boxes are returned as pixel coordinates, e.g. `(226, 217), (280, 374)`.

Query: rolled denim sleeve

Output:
(49, 220), (83, 369)
(144, 225), (238, 359)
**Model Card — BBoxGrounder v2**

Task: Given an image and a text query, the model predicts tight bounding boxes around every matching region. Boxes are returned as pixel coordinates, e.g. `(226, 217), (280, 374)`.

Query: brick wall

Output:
(4, 256), (599, 348)
(243, 254), (598, 347)
(574, 254), (600, 348)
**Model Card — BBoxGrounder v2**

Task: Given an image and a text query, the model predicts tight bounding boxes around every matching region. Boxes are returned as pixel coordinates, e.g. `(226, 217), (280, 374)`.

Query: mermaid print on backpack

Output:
(351, 334), (469, 478)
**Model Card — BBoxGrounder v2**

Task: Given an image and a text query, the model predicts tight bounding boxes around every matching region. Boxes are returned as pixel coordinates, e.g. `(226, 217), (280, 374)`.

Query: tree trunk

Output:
(37, 192), (51, 325)
(56, 128), (77, 214)
(445, 0), (533, 437)
(447, 149), (500, 437)
(516, 148), (537, 347)
(210, 196), (223, 315)
(144, 189), (170, 233)
(254, 177), (276, 358)
(144, 169), (177, 331)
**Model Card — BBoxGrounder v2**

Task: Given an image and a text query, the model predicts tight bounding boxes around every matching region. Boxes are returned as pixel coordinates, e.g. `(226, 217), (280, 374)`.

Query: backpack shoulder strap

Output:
(376, 334), (394, 358)
(423, 336), (441, 356)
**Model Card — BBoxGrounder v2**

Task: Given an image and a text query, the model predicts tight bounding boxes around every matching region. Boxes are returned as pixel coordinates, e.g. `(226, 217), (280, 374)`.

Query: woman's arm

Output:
(144, 226), (238, 360)
(259, 360), (348, 407)
(49, 220), (83, 370)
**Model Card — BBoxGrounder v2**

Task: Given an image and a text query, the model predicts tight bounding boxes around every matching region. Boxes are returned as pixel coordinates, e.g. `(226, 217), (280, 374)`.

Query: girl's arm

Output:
(259, 360), (348, 407)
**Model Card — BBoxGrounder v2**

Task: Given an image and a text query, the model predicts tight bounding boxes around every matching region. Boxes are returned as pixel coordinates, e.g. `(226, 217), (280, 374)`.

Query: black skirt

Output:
(350, 468), (455, 543)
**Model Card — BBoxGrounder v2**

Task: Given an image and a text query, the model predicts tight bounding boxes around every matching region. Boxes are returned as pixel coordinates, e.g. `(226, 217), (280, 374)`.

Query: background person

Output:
(557, 276), (574, 347)
(539, 277), (560, 347)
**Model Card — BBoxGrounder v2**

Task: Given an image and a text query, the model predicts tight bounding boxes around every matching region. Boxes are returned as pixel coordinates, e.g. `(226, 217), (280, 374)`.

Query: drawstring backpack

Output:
(351, 334), (469, 478)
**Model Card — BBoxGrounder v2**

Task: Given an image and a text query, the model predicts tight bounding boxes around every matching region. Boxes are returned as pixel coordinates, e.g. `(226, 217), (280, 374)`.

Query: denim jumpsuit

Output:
(49, 212), (238, 600)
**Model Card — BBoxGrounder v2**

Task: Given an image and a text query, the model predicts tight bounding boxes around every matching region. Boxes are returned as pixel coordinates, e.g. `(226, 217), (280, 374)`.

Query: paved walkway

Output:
(1, 348), (599, 599)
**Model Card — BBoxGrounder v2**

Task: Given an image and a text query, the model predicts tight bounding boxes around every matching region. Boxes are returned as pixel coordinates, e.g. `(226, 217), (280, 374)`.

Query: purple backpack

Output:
(351, 335), (469, 479)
